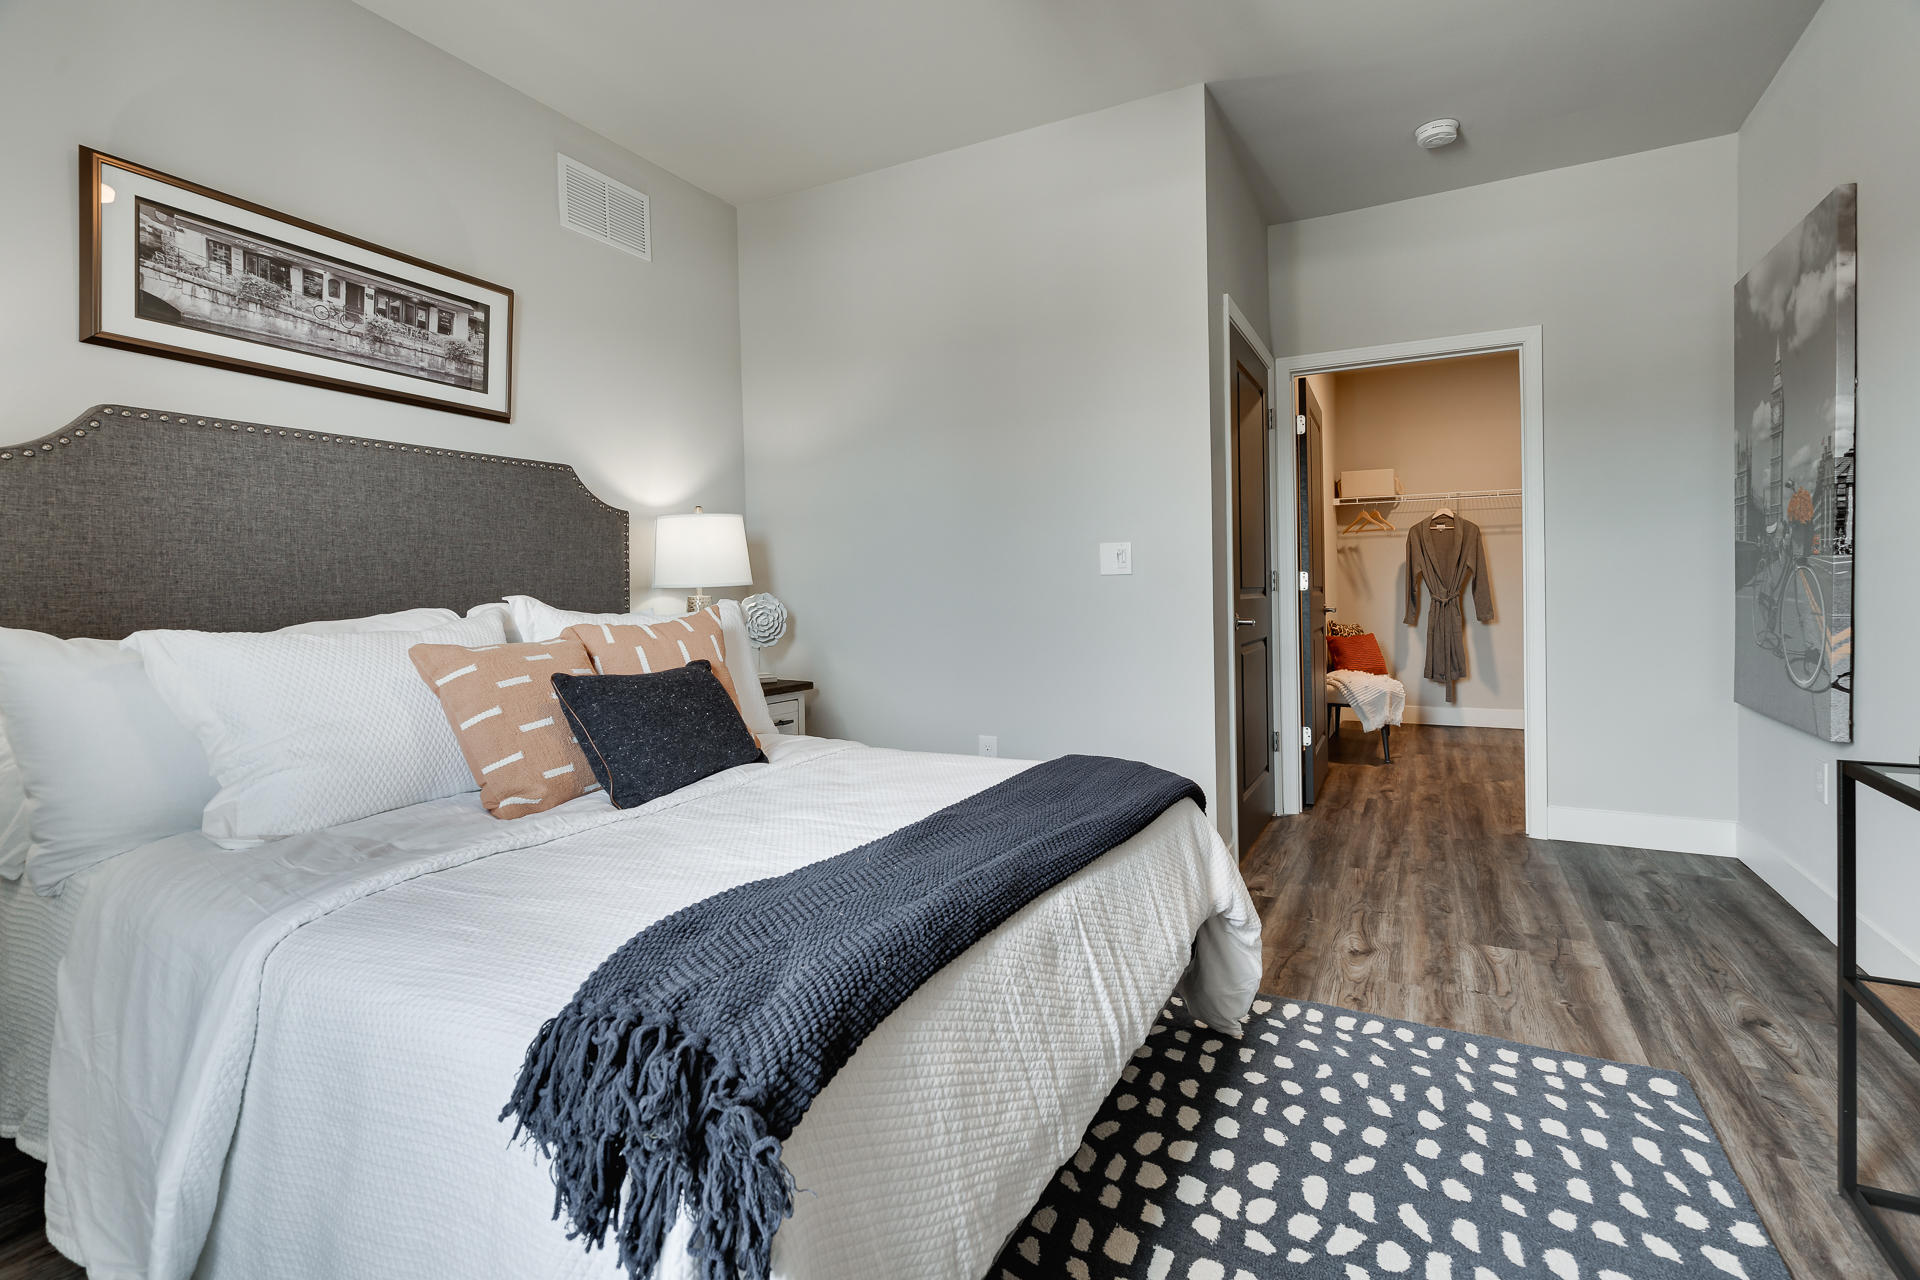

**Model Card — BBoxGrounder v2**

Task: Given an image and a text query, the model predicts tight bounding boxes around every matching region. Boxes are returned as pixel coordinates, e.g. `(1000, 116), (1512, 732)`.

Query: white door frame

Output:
(1217, 294), (1278, 856)
(1276, 326), (1547, 838)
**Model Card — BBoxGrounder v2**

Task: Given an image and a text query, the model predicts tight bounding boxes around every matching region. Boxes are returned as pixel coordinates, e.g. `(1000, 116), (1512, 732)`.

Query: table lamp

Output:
(652, 506), (751, 613)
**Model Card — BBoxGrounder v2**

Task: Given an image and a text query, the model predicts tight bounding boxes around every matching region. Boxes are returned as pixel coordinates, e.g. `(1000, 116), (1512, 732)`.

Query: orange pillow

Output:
(409, 637), (599, 817)
(1327, 632), (1388, 675)
(563, 609), (758, 737)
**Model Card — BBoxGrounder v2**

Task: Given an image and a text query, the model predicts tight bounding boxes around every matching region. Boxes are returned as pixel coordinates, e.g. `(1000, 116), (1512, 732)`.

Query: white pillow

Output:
(0, 630), (218, 894)
(0, 721), (29, 880)
(502, 596), (777, 740)
(465, 600), (518, 641)
(502, 595), (594, 646)
(296, 608), (463, 634)
(0, 608), (474, 894)
(125, 615), (505, 846)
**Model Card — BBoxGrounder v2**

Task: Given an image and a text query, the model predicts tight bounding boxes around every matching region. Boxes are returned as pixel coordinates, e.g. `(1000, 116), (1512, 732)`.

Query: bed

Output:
(0, 867), (85, 1159)
(0, 405), (1261, 1280)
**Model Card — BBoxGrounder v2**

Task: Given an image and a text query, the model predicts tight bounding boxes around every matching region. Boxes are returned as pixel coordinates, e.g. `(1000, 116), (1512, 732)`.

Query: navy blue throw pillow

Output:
(550, 662), (766, 809)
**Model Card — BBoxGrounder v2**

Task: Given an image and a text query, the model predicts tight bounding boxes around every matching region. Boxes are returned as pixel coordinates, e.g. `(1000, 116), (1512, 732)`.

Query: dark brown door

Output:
(1230, 331), (1274, 849)
(1298, 379), (1331, 803)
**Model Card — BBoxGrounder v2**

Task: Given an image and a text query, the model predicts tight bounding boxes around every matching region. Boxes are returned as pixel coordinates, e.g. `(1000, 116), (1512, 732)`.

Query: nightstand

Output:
(760, 677), (814, 736)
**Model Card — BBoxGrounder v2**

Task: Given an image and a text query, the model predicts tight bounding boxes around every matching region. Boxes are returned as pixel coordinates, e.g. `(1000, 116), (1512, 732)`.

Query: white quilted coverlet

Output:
(0, 868), (87, 1157)
(44, 737), (1260, 1280)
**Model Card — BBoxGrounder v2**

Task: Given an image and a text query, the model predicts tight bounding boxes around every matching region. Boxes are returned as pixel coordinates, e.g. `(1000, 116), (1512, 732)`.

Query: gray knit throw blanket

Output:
(501, 754), (1205, 1280)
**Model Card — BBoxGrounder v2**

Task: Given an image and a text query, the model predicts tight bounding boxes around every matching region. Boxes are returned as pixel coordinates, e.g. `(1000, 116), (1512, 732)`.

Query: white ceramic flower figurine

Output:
(741, 593), (788, 649)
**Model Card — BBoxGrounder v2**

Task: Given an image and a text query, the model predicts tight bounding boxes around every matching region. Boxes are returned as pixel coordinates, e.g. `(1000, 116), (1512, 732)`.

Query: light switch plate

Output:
(1099, 542), (1133, 575)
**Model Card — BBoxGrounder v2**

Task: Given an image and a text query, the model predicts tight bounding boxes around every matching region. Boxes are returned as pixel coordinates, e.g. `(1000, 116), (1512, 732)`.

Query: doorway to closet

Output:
(1287, 345), (1533, 834)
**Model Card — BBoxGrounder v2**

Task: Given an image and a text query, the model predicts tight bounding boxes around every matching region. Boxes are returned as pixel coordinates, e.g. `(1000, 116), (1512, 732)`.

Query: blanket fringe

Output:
(502, 1006), (796, 1280)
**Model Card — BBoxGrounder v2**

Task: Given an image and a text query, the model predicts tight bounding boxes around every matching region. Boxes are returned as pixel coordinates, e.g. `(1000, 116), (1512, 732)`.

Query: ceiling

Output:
(354, 0), (1821, 219)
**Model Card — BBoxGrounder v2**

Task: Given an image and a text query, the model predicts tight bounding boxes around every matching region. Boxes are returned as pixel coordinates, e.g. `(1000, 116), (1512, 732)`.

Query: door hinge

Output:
(1268, 569), (1279, 591)
(1295, 414), (1307, 436)
(1271, 729), (1280, 754)
(1268, 406), (1276, 432)
(1299, 570), (1310, 592)
(1302, 726), (1313, 748)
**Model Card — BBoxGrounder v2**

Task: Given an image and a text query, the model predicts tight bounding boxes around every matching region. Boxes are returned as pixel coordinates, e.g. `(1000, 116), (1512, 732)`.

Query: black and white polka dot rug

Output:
(994, 997), (1788, 1280)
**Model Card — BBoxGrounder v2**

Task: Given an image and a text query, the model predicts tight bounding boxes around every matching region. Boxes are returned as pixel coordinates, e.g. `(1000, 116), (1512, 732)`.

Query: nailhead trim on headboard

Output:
(0, 404), (632, 638)
(2, 406), (627, 516)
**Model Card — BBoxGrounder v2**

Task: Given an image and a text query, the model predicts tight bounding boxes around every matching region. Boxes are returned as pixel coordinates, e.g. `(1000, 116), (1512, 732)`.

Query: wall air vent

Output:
(557, 154), (650, 261)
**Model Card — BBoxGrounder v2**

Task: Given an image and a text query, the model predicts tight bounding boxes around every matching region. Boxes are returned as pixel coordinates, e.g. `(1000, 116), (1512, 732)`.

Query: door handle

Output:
(1235, 618), (1256, 628)
(1321, 606), (1338, 614)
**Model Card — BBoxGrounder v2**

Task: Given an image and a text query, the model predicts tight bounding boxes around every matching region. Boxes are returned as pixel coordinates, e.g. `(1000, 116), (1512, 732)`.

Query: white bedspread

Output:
(0, 869), (90, 1158)
(44, 737), (1260, 1280)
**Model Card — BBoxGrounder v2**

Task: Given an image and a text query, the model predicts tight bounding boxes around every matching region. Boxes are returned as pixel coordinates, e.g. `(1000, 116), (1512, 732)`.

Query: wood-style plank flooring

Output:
(1242, 721), (1920, 1278)
(0, 1141), (72, 1280)
(4, 722), (1917, 1277)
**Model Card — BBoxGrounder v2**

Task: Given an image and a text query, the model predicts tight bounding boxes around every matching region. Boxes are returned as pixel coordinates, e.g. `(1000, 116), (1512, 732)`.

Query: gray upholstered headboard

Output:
(0, 404), (629, 638)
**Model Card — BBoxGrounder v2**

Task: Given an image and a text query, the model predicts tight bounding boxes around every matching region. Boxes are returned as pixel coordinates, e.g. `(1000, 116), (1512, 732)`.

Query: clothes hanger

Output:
(1341, 505), (1395, 533)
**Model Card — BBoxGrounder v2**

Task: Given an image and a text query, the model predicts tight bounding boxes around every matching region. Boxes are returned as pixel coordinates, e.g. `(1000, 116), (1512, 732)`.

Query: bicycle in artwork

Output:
(1750, 487), (1842, 693)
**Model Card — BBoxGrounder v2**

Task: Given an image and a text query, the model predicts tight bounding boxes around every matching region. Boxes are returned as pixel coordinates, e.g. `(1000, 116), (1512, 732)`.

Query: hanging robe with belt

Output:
(1404, 515), (1494, 703)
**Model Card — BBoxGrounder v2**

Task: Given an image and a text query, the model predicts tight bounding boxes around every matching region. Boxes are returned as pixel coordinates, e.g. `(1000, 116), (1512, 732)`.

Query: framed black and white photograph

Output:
(80, 147), (513, 421)
(1733, 183), (1855, 742)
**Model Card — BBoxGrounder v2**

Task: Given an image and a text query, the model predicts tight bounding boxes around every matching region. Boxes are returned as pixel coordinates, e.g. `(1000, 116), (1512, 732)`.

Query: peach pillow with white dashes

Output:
(564, 611), (764, 746)
(408, 638), (599, 818)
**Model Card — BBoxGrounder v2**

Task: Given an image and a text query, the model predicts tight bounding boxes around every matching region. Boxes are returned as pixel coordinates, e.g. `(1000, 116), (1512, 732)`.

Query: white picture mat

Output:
(97, 161), (511, 416)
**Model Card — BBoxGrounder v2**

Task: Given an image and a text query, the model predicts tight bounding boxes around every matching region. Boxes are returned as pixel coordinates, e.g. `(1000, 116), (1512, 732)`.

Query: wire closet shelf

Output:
(1333, 488), (1521, 508)
(1333, 488), (1522, 535)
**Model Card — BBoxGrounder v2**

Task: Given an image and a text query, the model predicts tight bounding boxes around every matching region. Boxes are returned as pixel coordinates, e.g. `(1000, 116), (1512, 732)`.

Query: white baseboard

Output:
(1393, 705), (1525, 730)
(1545, 805), (1736, 857)
(1737, 823), (1920, 980)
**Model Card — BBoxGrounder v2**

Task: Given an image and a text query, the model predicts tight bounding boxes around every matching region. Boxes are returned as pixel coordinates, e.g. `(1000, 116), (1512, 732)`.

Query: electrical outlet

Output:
(978, 735), (998, 758)
(1099, 542), (1133, 576)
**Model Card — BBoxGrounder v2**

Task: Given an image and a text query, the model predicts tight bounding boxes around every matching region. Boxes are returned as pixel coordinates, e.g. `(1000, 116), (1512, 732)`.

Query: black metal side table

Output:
(1837, 760), (1920, 1279)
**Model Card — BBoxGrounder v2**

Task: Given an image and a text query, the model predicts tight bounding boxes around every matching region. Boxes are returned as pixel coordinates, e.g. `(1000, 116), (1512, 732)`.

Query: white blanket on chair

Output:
(1327, 670), (1406, 734)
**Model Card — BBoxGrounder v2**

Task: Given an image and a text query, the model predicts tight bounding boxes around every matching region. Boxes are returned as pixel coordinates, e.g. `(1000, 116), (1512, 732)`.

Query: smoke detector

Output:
(1414, 118), (1461, 150)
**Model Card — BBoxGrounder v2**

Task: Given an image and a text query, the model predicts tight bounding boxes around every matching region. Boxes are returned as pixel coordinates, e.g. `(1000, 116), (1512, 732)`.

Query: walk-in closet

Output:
(1294, 351), (1525, 824)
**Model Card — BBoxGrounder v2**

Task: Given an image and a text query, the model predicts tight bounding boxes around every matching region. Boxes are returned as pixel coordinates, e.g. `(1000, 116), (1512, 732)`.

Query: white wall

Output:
(1330, 354), (1524, 723)
(1271, 135), (1738, 846)
(1735, 0), (1920, 979)
(0, 0), (744, 611)
(1205, 90), (1275, 839)
(740, 88), (1219, 800)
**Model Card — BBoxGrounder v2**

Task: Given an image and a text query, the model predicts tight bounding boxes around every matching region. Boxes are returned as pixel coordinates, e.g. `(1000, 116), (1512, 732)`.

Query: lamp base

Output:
(685, 592), (713, 613)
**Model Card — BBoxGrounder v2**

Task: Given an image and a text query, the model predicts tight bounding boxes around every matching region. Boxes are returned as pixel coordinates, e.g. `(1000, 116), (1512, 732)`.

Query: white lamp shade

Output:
(652, 511), (752, 588)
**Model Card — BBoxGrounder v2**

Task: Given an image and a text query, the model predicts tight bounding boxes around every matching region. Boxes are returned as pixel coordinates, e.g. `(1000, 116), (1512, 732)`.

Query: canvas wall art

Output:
(80, 148), (513, 421)
(1733, 184), (1855, 742)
